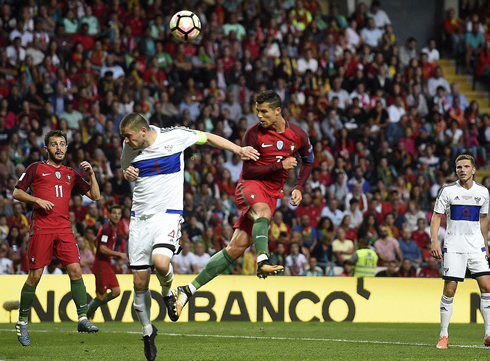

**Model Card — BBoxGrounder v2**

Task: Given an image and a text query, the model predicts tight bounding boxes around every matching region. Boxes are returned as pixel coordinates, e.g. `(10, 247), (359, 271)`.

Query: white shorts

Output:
(442, 251), (490, 282)
(128, 211), (183, 270)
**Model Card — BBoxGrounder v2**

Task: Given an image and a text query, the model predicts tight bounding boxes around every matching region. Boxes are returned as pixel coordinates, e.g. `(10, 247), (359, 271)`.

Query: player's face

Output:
(256, 102), (280, 128)
(120, 127), (145, 149)
(45, 136), (67, 163)
(109, 208), (122, 224)
(456, 159), (476, 183)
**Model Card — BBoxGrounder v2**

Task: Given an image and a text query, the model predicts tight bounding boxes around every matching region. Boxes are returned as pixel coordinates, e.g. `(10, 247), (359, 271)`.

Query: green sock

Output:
(192, 249), (235, 289)
(19, 283), (37, 323)
(70, 278), (88, 319)
(252, 217), (270, 256)
(87, 292), (113, 317)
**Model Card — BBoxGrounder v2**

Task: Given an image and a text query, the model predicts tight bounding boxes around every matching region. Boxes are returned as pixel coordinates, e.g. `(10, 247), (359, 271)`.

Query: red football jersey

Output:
(94, 222), (117, 264)
(239, 122), (313, 198)
(15, 162), (90, 235)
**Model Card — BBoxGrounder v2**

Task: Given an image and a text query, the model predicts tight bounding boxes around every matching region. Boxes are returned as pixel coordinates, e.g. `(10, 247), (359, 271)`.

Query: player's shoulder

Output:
(287, 122), (309, 140)
(474, 181), (489, 193)
(159, 125), (197, 136)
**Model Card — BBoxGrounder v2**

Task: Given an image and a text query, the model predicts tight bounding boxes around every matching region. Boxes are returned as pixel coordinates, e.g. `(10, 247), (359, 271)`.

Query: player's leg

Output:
(87, 286), (121, 320)
(133, 270), (157, 361)
(16, 268), (43, 347)
(437, 252), (464, 349)
(174, 228), (252, 318)
(152, 253), (178, 322)
(16, 235), (53, 346)
(470, 251), (490, 346)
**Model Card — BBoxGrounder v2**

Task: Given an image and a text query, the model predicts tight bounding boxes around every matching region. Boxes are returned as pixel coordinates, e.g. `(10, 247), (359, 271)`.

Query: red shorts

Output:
(28, 233), (80, 269)
(234, 180), (278, 236)
(92, 261), (119, 294)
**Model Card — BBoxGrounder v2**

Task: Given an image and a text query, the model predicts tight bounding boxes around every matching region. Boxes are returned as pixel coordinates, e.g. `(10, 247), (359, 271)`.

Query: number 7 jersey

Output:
(15, 161), (91, 235)
(434, 181), (490, 253)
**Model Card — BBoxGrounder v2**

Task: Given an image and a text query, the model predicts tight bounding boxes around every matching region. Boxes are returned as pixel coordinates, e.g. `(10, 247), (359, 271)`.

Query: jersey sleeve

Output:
(172, 127), (199, 151)
(73, 170), (91, 195)
(99, 224), (112, 244)
(481, 188), (490, 214)
(15, 163), (39, 191)
(241, 126), (284, 179)
(292, 124), (314, 193)
(434, 187), (448, 214)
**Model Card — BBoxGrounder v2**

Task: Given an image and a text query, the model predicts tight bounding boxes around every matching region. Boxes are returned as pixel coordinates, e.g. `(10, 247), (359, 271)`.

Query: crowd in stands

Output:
(1, 0), (490, 279)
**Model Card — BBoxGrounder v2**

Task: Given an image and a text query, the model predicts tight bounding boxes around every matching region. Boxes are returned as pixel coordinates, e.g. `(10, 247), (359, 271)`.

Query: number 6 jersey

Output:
(434, 181), (490, 253)
(15, 162), (90, 235)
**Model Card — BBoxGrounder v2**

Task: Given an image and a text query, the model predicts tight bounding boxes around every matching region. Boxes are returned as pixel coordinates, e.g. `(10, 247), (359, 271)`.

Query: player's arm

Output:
(80, 161), (100, 201)
(481, 213), (489, 256)
(291, 126), (315, 206)
(121, 143), (139, 182)
(430, 212), (443, 259)
(198, 131), (259, 161)
(99, 244), (128, 261)
(13, 163), (54, 210)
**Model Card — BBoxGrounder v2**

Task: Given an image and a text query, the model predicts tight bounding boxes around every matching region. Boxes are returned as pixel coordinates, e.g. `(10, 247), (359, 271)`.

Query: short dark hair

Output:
(45, 130), (67, 146)
(109, 204), (122, 213)
(256, 90), (282, 110)
(119, 113), (150, 132)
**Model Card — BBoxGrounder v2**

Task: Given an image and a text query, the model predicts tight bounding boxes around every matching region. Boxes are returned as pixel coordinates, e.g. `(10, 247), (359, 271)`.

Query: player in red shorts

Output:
(14, 130), (101, 346)
(87, 205), (128, 319)
(174, 90), (314, 317)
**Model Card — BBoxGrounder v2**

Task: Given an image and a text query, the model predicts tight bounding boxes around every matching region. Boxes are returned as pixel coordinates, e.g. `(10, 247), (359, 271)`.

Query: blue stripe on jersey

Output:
(450, 205), (481, 222)
(132, 153), (181, 177)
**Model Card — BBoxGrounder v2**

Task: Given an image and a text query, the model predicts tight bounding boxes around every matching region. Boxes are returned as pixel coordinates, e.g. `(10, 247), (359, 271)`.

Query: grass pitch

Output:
(0, 322), (489, 360)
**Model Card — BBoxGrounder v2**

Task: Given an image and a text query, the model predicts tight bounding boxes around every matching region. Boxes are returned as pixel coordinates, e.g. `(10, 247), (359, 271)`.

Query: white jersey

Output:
(434, 181), (490, 253)
(121, 125), (199, 216)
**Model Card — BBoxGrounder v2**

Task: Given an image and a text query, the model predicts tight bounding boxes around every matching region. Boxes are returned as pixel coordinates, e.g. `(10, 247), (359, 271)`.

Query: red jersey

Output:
(240, 122), (314, 198)
(94, 222), (117, 264)
(15, 162), (90, 235)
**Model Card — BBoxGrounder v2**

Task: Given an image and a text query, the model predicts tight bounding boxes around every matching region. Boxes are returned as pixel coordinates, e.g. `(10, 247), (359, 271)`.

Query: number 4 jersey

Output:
(434, 181), (490, 253)
(15, 162), (90, 235)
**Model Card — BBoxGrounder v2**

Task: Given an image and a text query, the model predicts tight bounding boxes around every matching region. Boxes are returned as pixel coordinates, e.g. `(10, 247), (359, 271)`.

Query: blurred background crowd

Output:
(0, 0), (490, 278)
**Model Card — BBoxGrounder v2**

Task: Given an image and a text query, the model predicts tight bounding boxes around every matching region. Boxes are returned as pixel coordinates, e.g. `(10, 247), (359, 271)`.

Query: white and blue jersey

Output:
(434, 181), (490, 253)
(121, 125), (199, 217)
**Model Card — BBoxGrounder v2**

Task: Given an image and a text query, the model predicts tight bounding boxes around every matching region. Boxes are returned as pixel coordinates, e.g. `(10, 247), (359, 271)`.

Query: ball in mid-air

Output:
(169, 10), (201, 42)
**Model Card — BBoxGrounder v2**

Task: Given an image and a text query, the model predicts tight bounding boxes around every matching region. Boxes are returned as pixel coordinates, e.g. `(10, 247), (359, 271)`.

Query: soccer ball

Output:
(169, 10), (201, 42)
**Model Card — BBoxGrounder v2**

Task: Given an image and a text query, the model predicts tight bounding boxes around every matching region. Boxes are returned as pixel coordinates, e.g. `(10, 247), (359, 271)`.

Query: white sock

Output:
(17, 320), (27, 325)
(134, 289), (152, 335)
(480, 293), (490, 337)
(78, 316), (87, 322)
(188, 283), (197, 295)
(156, 264), (174, 297)
(257, 254), (268, 263)
(440, 295), (454, 337)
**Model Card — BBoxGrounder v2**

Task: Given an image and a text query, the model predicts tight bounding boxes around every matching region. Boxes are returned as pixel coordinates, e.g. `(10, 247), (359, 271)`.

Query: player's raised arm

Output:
(199, 132), (259, 161)
(80, 161), (100, 201)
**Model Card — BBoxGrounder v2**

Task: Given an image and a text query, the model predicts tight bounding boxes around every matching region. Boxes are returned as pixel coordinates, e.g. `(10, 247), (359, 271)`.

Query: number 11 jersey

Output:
(15, 162), (90, 235)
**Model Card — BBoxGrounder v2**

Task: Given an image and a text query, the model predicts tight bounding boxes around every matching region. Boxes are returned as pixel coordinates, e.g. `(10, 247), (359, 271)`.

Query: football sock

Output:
(134, 289), (152, 336)
(252, 217), (270, 258)
(70, 278), (88, 319)
(440, 295), (454, 337)
(480, 293), (490, 337)
(19, 283), (37, 323)
(156, 264), (174, 297)
(87, 292), (114, 316)
(191, 249), (234, 290)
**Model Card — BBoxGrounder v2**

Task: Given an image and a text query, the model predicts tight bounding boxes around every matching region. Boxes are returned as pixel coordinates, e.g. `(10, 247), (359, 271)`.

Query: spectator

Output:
(270, 241), (287, 272)
(375, 260), (398, 277)
(292, 214), (318, 250)
(465, 21), (485, 73)
(368, 1), (391, 28)
(398, 227), (422, 268)
(172, 241), (197, 275)
(445, 83), (469, 111)
(285, 242), (308, 276)
(332, 228), (355, 265)
(343, 198), (363, 230)
(421, 38), (440, 64)
(374, 225), (402, 265)
(397, 258), (417, 277)
(77, 235), (94, 274)
(0, 243), (14, 274)
(321, 198), (344, 226)
(399, 37), (417, 70)
(427, 66), (450, 97)
(418, 256), (441, 278)
(360, 17), (383, 49)
(351, 238), (379, 277)
(303, 257), (324, 276)
(192, 242), (211, 273)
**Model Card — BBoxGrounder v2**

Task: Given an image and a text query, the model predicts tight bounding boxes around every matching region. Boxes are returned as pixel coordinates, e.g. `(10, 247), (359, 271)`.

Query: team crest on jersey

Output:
(290, 142), (296, 154)
(31, 257), (35, 263)
(277, 141), (284, 150)
(475, 197), (481, 204)
(165, 144), (173, 153)
(66, 174), (72, 185)
(55, 171), (61, 179)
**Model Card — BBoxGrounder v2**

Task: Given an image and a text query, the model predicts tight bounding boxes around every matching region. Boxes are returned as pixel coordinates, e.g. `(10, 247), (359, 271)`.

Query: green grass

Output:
(1, 322), (489, 360)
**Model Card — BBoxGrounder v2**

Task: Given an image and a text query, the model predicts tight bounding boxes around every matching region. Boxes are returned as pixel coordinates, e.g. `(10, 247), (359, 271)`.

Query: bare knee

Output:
(444, 289), (457, 298)
(66, 263), (82, 280)
(133, 272), (150, 291)
(26, 269), (43, 287)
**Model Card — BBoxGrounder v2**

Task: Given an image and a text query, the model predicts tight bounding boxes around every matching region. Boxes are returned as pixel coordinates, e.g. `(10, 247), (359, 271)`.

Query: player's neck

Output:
(271, 117), (287, 133)
(459, 178), (474, 190)
(46, 159), (62, 168)
(142, 129), (158, 148)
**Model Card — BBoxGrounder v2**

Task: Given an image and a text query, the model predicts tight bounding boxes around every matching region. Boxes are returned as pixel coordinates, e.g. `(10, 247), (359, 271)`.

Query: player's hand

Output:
(80, 161), (94, 176)
(431, 240), (442, 259)
(124, 166), (139, 181)
(282, 157), (297, 170)
(239, 146), (259, 161)
(120, 253), (128, 261)
(290, 189), (302, 206)
(35, 198), (55, 210)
